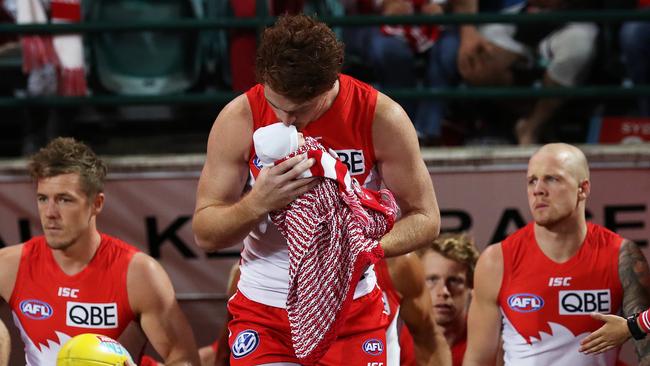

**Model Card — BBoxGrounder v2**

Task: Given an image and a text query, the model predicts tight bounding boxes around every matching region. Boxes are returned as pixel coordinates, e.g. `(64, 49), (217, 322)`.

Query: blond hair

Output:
(29, 137), (107, 198)
(419, 232), (480, 288)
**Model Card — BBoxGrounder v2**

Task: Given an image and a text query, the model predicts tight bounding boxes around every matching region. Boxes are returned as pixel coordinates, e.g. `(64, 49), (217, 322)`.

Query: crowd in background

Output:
(0, 0), (648, 153)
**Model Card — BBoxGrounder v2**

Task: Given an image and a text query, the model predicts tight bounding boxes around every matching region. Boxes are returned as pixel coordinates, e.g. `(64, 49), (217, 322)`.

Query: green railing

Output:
(0, 10), (648, 108)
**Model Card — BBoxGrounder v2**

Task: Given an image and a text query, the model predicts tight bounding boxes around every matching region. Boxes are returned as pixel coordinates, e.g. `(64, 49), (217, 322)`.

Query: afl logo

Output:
(253, 155), (263, 169)
(508, 293), (544, 313)
(362, 338), (384, 356)
(20, 299), (53, 320)
(231, 330), (259, 359)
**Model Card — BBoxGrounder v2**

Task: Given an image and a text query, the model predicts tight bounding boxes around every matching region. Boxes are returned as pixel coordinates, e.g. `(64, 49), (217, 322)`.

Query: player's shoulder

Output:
(128, 252), (164, 278)
(374, 92), (408, 126)
(216, 94), (253, 127)
(477, 243), (504, 272)
(0, 244), (24, 300)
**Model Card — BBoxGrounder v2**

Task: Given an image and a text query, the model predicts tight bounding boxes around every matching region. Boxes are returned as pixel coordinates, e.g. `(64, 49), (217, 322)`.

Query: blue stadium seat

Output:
(88, 0), (204, 95)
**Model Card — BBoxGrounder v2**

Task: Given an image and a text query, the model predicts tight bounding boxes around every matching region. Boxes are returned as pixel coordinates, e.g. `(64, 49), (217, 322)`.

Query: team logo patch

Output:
(362, 338), (384, 356)
(507, 293), (544, 313)
(20, 299), (53, 320)
(232, 330), (259, 359)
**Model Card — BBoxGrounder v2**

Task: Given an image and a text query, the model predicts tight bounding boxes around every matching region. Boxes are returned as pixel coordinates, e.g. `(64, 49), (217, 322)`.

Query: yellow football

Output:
(57, 333), (133, 366)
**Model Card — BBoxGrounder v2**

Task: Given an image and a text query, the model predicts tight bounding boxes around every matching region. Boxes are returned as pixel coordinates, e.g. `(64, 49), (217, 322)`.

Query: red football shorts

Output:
(227, 287), (390, 365)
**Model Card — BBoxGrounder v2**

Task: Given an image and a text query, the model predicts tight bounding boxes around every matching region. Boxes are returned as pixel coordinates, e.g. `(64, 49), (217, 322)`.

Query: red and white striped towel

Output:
(17, 0), (58, 73)
(270, 137), (398, 364)
(51, 0), (86, 96)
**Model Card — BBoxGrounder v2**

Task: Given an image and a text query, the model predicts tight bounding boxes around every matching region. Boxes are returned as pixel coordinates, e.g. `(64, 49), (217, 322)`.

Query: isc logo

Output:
(66, 301), (118, 329)
(559, 290), (611, 315)
(548, 277), (572, 287)
(335, 150), (365, 175)
(58, 287), (79, 298)
(20, 300), (53, 320)
(507, 293), (544, 313)
(362, 339), (384, 356)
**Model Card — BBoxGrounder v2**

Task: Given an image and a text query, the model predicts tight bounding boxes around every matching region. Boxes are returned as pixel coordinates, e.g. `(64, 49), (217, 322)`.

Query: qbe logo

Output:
(20, 299), (53, 320)
(507, 293), (544, 313)
(335, 150), (365, 175)
(559, 290), (611, 315)
(66, 301), (118, 329)
(232, 330), (259, 359)
(362, 338), (384, 356)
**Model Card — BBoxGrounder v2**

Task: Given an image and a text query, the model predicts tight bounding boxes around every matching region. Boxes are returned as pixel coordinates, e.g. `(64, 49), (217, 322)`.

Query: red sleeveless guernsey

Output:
(498, 222), (623, 365)
(9, 234), (137, 366)
(246, 74), (380, 188)
(375, 260), (416, 366)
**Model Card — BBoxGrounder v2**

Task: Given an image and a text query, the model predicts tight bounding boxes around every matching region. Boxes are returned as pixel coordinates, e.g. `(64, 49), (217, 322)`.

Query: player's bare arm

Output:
(0, 245), (22, 302)
(372, 93), (441, 257)
(463, 243), (504, 366)
(389, 254), (451, 366)
(619, 239), (650, 364)
(192, 95), (317, 252)
(127, 253), (200, 366)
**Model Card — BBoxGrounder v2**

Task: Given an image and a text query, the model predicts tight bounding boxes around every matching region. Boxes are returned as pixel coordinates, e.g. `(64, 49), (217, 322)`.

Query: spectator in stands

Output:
(619, 0), (650, 116)
(356, 0), (492, 146)
(460, 0), (599, 145)
(418, 232), (479, 366)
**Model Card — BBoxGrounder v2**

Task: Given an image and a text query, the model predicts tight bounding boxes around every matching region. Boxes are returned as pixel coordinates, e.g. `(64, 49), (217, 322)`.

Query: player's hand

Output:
(579, 313), (630, 355)
(249, 154), (319, 212)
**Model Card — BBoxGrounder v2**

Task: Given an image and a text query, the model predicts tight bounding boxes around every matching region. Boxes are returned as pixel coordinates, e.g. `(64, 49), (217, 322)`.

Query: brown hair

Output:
(255, 14), (344, 103)
(28, 137), (107, 197)
(418, 232), (480, 288)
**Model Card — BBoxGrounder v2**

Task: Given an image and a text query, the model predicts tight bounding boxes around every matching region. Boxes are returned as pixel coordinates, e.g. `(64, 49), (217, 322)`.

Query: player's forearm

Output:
(193, 194), (267, 252)
(413, 326), (451, 366)
(380, 209), (440, 257)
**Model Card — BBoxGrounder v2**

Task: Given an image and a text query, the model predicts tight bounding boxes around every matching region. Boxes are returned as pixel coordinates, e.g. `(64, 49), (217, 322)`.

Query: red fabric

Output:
(269, 137), (396, 364)
(20, 36), (58, 73)
(639, 308), (650, 333)
(227, 289), (389, 365)
(498, 222), (624, 364)
(9, 234), (137, 363)
(229, 0), (257, 91)
(138, 355), (159, 366)
(451, 336), (467, 366)
(50, 1), (81, 22)
(380, 0), (441, 53)
(51, 0), (86, 96)
(640, 0), (650, 7)
(375, 260), (417, 366)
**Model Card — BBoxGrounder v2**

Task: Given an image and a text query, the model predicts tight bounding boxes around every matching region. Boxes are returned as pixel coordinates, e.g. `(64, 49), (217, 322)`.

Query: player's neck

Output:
(534, 217), (588, 263)
(442, 319), (467, 345)
(51, 228), (102, 276)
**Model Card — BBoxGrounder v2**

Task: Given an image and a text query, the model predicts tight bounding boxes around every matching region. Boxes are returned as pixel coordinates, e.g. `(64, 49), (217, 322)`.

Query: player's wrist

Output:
(627, 313), (647, 340)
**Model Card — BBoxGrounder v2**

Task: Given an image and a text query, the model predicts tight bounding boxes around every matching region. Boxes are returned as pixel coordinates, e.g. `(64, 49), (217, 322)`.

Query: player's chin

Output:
(45, 236), (73, 250)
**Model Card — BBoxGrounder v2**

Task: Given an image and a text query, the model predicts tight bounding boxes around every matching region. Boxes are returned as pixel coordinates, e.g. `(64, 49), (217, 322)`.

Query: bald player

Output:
(463, 143), (650, 366)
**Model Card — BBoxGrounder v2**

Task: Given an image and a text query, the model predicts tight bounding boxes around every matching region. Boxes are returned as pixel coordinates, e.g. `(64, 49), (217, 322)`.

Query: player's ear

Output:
(577, 180), (590, 200)
(92, 192), (105, 215)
